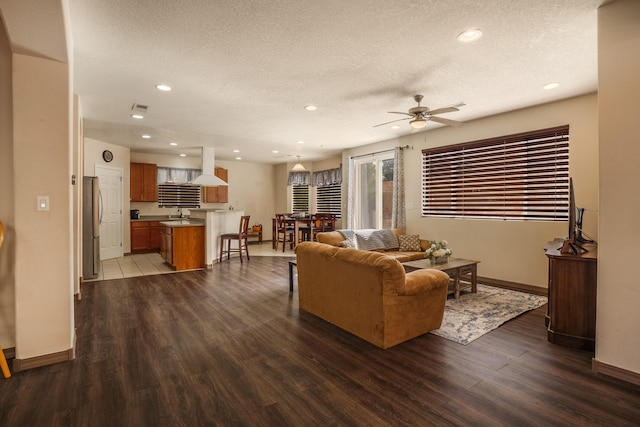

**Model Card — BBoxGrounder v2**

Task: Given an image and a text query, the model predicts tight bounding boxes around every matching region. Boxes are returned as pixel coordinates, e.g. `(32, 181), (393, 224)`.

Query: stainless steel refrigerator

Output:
(82, 176), (101, 279)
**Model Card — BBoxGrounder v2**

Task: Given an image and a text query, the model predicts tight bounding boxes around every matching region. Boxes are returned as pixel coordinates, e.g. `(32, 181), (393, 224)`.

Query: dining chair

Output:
(298, 214), (316, 242)
(310, 213), (335, 241)
(0, 221), (11, 378)
(275, 214), (295, 252)
(219, 215), (251, 263)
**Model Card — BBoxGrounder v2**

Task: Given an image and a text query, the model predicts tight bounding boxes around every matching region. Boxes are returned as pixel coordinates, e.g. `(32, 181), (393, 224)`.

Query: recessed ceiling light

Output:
(169, 142), (178, 146)
(179, 153), (186, 157)
(272, 150), (279, 154)
(141, 134), (151, 139)
(304, 105), (317, 111)
(544, 83), (560, 90)
(390, 125), (400, 129)
(233, 149), (240, 153)
(457, 29), (483, 42)
(235, 157), (242, 160)
(155, 84), (171, 91)
(297, 140), (305, 144)
(130, 114), (144, 119)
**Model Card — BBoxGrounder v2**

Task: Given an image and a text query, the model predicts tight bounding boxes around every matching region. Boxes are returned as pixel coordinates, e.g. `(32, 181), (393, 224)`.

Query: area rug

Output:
(430, 285), (547, 345)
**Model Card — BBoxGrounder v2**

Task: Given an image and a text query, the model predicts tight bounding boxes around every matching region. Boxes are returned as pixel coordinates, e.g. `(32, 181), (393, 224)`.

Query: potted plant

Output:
(424, 240), (452, 264)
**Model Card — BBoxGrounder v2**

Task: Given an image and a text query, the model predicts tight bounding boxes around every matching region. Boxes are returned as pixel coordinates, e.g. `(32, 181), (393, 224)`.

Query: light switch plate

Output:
(37, 196), (49, 211)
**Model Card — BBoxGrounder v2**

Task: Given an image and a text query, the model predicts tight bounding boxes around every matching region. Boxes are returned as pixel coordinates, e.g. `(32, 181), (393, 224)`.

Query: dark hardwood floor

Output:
(1, 256), (639, 426)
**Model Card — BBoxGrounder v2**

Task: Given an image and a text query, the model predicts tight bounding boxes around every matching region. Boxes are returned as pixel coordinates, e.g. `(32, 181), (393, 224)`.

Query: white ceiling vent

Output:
(131, 103), (148, 113)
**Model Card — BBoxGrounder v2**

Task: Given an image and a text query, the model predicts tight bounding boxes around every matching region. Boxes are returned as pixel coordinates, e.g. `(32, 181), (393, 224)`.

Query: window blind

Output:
(316, 184), (342, 217)
(292, 185), (309, 213)
(421, 125), (570, 221)
(158, 184), (201, 208)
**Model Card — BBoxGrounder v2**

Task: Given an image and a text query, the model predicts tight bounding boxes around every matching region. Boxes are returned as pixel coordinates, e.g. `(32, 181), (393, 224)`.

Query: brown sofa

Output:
(316, 229), (430, 262)
(295, 241), (450, 349)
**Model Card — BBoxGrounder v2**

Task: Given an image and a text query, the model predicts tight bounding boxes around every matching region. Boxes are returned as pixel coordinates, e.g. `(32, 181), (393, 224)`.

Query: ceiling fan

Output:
(374, 95), (465, 129)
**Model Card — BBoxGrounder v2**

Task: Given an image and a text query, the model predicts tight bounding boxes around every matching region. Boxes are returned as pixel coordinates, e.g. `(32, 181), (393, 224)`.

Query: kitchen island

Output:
(160, 219), (205, 271)
(189, 209), (245, 265)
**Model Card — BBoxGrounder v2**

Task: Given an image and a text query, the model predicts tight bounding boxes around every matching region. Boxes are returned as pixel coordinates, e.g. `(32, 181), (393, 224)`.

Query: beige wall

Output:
(596, 0), (640, 376)
(13, 52), (74, 359)
(344, 93), (599, 288)
(0, 13), (15, 350)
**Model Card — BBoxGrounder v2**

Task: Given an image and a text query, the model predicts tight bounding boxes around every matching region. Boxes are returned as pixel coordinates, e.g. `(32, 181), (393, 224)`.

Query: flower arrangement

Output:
(424, 240), (452, 261)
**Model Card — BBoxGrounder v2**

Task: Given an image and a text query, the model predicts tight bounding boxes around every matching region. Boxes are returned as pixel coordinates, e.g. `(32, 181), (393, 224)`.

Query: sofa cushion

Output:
(340, 239), (356, 248)
(339, 229), (399, 251)
(316, 231), (346, 246)
(399, 234), (421, 252)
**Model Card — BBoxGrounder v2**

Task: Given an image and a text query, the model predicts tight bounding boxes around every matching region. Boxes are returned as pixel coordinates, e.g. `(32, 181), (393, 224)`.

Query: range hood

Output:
(191, 147), (228, 186)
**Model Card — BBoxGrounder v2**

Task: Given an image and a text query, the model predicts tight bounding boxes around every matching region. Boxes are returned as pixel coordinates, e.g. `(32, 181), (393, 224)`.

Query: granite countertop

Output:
(131, 215), (189, 222)
(159, 219), (205, 227)
(190, 208), (240, 213)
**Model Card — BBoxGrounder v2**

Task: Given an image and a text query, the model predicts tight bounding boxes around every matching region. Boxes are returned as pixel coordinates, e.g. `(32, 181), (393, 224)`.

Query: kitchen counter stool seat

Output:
(219, 215), (251, 263)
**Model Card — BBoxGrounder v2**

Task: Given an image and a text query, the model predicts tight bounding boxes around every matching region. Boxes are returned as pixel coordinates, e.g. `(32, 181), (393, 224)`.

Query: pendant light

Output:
(291, 156), (306, 172)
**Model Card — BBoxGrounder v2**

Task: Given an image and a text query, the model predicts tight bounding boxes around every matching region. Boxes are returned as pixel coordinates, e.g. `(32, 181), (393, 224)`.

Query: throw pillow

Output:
(399, 234), (421, 252)
(339, 239), (356, 248)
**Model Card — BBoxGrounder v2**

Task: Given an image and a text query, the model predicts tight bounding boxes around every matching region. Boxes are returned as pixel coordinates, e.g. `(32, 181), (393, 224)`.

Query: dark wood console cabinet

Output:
(544, 241), (597, 351)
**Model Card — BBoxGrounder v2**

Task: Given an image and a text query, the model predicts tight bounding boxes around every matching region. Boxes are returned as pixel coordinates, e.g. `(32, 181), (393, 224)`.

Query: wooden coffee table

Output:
(402, 257), (480, 299)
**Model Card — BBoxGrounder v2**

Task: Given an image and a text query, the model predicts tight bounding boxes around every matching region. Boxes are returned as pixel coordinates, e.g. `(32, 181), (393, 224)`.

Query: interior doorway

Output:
(95, 165), (123, 260)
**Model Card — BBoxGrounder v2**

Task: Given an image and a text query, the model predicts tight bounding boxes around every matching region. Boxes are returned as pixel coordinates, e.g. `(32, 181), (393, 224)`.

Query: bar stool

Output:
(219, 215), (251, 263)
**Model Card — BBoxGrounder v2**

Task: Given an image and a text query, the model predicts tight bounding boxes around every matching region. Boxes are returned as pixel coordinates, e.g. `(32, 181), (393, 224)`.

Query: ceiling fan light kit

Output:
(410, 119), (427, 129)
(374, 94), (464, 129)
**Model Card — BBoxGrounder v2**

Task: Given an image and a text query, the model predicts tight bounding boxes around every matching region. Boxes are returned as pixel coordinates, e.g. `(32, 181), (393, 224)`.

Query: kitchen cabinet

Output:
(149, 222), (163, 249)
(131, 221), (162, 252)
(161, 223), (205, 270)
(202, 167), (228, 203)
(130, 162), (158, 202)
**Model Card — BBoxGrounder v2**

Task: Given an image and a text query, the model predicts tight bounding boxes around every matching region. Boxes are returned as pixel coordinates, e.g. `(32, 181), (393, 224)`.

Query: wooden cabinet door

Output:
(130, 163), (144, 201)
(142, 163), (157, 201)
(172, 226), (205, 270)
(131, 221), (150, 251)
(202, 167), (228, 203)
(214, 167), (228, 202)
(130, 162), (157, 202)
(149, 221), (163, 250)
(161, 225), (173, 263)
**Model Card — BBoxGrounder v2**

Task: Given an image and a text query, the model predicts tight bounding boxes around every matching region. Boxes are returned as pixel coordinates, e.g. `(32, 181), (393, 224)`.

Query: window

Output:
(315, 184), (342, 217)
(158, 184), (201, 208)
(353, 154), (394, 229)
(292, 185), (309, 214)
(421, 125), (569, 221)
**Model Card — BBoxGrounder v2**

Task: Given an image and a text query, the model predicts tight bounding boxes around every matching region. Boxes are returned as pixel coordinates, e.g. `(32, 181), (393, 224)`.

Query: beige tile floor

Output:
(88, 241), (295, 281)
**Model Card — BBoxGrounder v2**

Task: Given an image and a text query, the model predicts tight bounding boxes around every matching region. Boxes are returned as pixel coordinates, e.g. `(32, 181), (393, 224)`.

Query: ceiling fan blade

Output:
(429, 116), (463, 127)
(373, 117), (411, 127)
(388, 111), (414, 117)
(426, 106), (459, 115)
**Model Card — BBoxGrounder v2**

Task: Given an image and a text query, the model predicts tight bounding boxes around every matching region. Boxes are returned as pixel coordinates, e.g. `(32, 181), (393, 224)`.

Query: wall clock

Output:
(102, 150), (113, 162)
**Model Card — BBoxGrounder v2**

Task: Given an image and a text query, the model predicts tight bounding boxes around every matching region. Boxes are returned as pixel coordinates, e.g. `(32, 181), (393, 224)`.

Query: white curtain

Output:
(392, 146), (406, 232)
(157, 167), (201, 184)
(346, 157), (355, 229)
(287, 171), (311, 186)
(312, 165), (342, 186)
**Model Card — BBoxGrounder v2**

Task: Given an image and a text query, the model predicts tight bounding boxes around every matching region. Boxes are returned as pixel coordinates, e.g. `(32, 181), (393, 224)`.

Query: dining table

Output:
(271, 216), (314, 249)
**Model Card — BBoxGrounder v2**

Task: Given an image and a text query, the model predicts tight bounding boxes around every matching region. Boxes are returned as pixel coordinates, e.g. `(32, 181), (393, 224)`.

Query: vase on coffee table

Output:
(431, 255), (449, 265)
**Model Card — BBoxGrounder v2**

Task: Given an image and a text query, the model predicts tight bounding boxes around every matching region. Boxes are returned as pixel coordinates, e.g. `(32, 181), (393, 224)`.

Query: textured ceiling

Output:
(65, 0), (602, 164)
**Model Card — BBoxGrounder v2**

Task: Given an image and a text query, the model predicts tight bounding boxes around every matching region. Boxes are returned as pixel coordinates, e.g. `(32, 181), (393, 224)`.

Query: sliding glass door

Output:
(353, 154), (394, 229)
